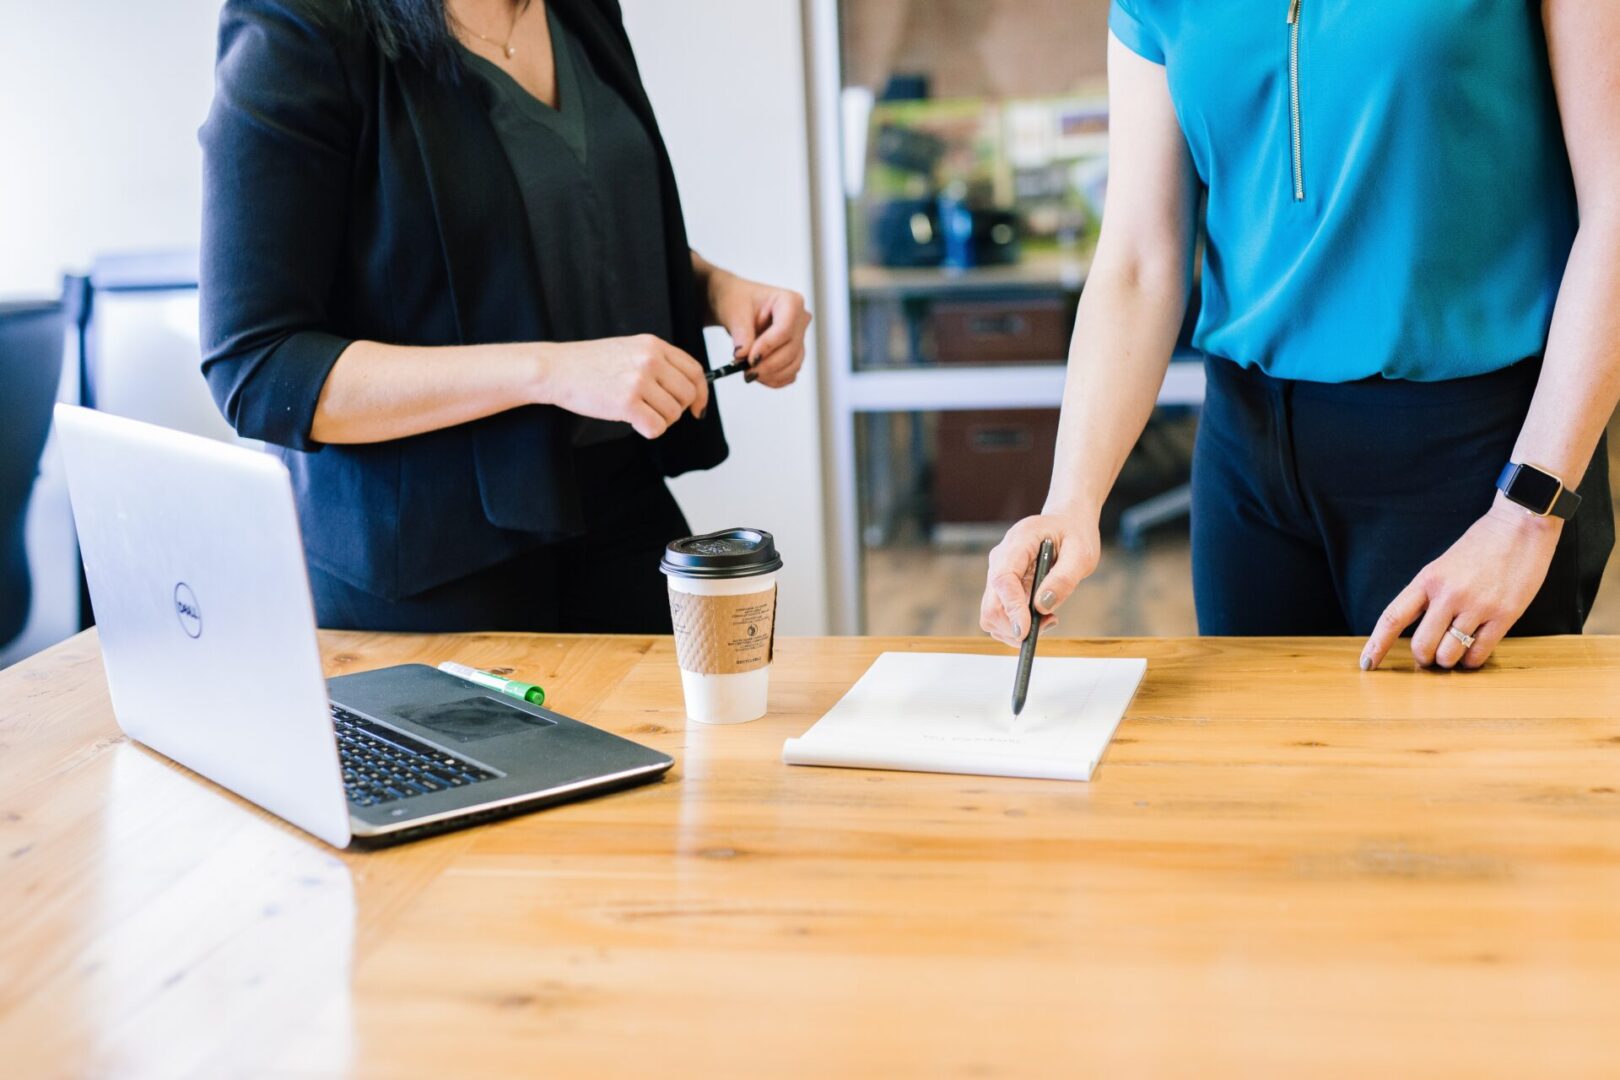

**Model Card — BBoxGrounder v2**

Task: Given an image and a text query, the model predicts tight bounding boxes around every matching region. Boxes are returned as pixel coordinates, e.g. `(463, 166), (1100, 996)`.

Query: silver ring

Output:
(1447, 624), (1477, 650)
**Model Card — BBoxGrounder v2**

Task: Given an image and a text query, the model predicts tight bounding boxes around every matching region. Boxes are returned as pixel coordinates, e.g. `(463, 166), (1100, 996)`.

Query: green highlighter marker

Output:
(437, 661), (546, 707)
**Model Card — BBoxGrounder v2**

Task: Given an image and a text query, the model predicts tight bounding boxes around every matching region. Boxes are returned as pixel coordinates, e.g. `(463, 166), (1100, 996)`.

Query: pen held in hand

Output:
(1012, 538), (1056, 716)
(706, 357), (754, 383)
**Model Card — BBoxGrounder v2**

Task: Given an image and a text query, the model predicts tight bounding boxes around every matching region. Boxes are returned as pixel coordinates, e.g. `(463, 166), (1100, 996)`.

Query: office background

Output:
(4, 0), (1619, 667)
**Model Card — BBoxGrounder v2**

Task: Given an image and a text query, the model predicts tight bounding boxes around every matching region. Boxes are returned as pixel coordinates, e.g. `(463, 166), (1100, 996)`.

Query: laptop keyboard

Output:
(332, 705), (497, 807)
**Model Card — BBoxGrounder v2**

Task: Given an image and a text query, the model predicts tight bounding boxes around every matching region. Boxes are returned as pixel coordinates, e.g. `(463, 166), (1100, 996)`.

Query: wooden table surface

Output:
(2, 631), (1618, 1078)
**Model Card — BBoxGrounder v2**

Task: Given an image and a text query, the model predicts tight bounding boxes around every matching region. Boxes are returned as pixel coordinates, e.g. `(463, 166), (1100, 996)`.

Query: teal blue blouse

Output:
(1109, 0), (1578, 383)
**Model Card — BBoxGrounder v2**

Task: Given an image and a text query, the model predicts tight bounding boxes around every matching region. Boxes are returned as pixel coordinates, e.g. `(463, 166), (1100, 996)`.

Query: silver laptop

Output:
(54, 405), (673, 848)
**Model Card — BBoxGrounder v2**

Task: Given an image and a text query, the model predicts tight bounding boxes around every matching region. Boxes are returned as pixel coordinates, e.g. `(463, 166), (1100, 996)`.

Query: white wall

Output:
(1, 0), (830, 637)
(0, 1), (221, 298)
(620, 0), (829, 635)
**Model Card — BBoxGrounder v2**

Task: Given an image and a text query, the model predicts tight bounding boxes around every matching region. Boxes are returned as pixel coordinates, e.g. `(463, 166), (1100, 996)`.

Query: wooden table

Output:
(3, 632), (1618, 1078)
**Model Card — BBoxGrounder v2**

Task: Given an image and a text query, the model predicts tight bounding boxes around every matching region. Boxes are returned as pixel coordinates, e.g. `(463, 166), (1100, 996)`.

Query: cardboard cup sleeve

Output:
(669, 586), (777, 675)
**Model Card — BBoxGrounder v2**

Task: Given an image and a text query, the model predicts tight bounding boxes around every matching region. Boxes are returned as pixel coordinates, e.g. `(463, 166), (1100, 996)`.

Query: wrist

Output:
(1487, 489), (1564, 539)
(1040, 496), (1102, 527)
(703, 266), (737, 321)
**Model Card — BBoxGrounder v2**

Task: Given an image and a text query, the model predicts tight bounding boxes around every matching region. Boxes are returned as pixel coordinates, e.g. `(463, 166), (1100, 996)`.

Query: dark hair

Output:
(348, 0), (459, 74)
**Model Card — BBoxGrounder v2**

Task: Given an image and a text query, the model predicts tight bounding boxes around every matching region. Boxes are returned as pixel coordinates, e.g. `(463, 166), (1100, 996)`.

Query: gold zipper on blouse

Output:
(1287, 0), (1304, 202)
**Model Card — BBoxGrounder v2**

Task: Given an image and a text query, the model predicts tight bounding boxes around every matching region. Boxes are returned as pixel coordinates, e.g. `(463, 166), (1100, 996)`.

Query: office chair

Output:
(0, 298), (67, 649)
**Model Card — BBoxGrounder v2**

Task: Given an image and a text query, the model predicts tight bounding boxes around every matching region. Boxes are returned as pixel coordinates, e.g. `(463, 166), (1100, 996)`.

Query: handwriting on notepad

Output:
(920, 732), (1021, 745)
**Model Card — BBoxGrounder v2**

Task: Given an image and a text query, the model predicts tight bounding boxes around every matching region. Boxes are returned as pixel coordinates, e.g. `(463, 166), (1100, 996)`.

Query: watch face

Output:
(1510, 465), (1562, 513)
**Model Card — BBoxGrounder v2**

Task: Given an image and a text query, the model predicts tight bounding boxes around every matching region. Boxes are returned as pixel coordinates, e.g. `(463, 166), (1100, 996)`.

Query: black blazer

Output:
(199, 0), (727, 601)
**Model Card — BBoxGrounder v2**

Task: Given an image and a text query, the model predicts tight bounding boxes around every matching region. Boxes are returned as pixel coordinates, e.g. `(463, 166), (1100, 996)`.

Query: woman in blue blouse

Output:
(981, 1), (1620, 670)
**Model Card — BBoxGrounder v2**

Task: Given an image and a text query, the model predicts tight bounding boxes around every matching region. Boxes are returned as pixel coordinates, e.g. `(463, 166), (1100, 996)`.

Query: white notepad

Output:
(782, 652), (1148, 782)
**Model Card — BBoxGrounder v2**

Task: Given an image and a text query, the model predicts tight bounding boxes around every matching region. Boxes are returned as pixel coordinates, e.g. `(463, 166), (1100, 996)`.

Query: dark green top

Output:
(460, 7), (674, 445)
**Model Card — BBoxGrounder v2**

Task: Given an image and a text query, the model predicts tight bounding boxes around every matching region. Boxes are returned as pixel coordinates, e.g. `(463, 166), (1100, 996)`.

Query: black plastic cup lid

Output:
(661, 528), (783, 579)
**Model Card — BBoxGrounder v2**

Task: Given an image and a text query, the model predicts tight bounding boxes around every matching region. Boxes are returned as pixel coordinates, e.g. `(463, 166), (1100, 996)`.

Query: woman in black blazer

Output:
(199, 0), (811, 633)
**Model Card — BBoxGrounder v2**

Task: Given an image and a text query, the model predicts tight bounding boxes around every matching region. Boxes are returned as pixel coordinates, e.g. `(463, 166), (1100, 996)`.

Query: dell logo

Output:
(173, 582), (202, 639)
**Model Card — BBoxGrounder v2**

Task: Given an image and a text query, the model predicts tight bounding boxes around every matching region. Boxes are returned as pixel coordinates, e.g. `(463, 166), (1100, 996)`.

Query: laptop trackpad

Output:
(391, 696), (556, 744)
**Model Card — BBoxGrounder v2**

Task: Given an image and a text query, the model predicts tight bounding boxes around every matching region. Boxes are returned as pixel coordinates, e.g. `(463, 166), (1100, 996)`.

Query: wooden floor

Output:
(867, 413), (1620, 638)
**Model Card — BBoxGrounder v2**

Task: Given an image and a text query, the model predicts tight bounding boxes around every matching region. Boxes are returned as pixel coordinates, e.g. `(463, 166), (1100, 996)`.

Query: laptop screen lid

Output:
(54, 405), (351, 847)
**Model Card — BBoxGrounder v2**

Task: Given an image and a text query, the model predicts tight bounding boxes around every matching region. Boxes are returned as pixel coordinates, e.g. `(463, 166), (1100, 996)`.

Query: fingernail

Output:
(1359, 654), (1371, 671)
(1038, 589), (1057, 611)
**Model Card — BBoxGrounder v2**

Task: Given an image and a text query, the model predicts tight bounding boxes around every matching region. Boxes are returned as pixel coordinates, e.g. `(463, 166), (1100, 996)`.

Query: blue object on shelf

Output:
(939, 197), (1021, 270)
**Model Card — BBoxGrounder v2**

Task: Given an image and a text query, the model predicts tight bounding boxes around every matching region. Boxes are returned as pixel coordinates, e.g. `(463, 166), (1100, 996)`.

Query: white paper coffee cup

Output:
(661, 529), (782, 725)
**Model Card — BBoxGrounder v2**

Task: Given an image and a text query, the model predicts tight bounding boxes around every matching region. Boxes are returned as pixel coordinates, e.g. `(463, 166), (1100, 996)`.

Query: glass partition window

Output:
(815, 0), (1202, 635)
(838, 0), (1112, 372)
(855, 408), (1198, 638)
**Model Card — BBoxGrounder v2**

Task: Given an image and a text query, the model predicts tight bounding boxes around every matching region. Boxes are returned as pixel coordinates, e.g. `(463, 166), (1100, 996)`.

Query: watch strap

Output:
(1550, 483), (1582, 520)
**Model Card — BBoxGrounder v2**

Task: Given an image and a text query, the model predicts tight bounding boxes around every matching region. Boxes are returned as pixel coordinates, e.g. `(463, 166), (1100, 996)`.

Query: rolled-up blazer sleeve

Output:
(198, 0), (360, 452)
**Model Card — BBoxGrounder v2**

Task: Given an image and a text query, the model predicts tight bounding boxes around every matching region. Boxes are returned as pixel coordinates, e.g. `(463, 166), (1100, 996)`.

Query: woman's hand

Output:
(1361, 495), (1563, 671)
(980, 512), (1102, 648)
(536, 334), (709, 440)
(705, 268), (812, 388)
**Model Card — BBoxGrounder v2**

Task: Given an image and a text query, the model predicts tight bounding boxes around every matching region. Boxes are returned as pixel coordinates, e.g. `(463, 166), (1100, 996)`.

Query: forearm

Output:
(1510, 215), (1620, 490)
(1043, 268), (1190, 519)
(690, 249), (731, 325)
(310, 339), (543, 444)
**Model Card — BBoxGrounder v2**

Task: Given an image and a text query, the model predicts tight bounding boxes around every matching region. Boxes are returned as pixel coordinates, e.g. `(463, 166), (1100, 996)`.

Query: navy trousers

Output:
(1190, 356), (1613, 636)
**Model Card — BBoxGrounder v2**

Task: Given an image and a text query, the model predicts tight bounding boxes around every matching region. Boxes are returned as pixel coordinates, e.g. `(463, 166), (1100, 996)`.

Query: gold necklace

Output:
(455, 0), (532, 60)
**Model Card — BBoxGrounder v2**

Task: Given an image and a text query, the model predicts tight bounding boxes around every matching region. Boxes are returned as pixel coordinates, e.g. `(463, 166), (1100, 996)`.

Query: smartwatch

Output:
(1496, 461), (1581, 520)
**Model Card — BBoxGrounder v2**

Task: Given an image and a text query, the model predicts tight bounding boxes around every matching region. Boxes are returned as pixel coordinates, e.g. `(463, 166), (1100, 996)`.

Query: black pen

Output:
(1012, 538), (1055, 716)
(706, 357), (753, 383)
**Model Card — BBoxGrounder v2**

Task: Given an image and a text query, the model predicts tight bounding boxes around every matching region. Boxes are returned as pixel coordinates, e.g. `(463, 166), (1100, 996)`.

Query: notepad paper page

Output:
(782, 652), (1147, 781)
